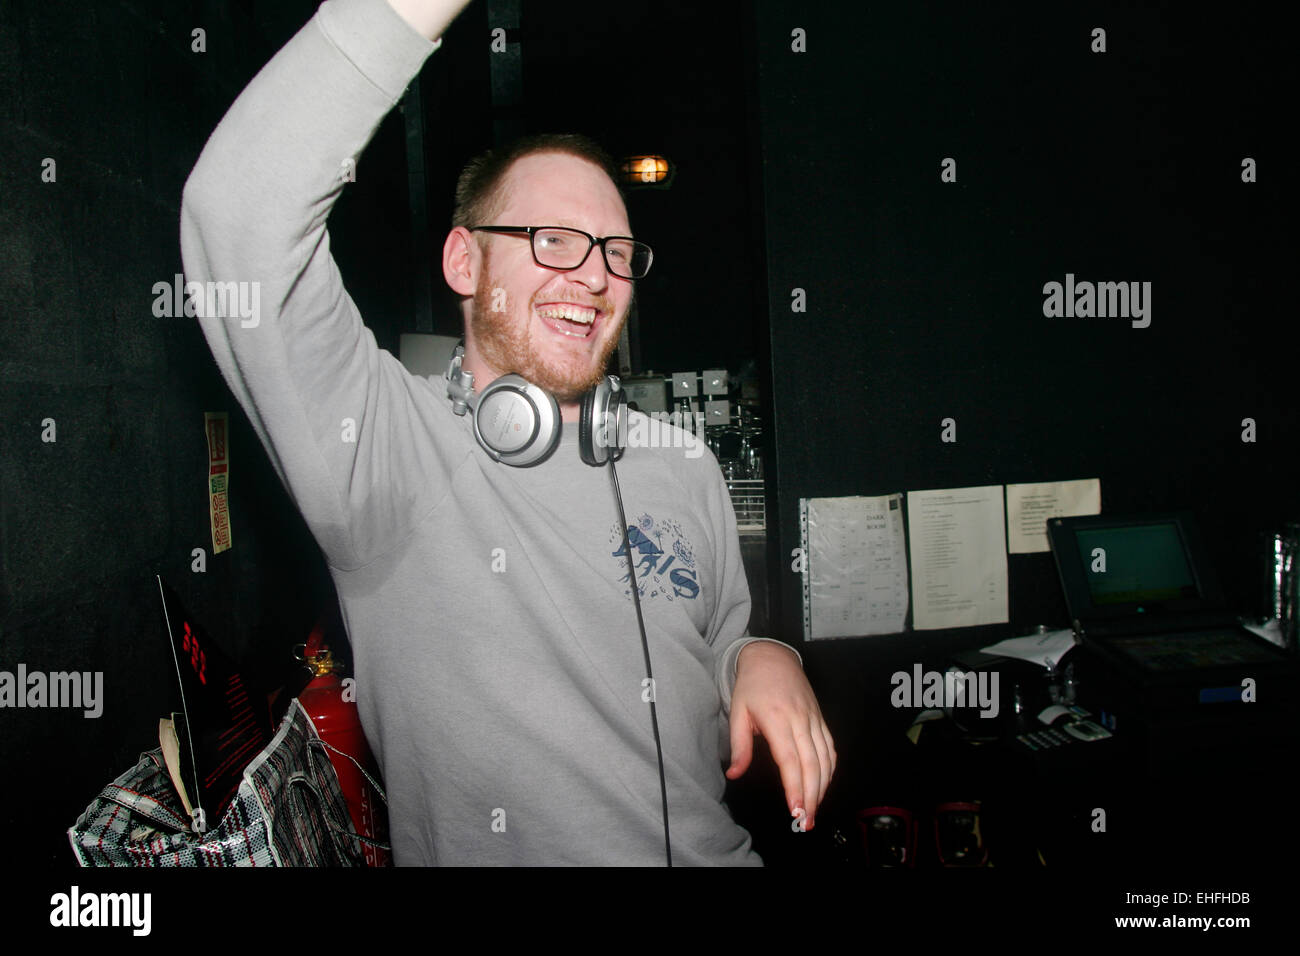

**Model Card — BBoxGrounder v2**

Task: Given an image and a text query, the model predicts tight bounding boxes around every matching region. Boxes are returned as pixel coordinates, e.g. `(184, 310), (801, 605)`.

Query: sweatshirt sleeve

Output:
(703, 461), (803, 715)
(180, 0), (448, 570)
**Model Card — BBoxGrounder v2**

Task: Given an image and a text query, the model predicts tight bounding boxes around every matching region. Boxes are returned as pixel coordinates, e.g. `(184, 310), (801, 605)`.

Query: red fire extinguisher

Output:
(296, 621), (391, 866)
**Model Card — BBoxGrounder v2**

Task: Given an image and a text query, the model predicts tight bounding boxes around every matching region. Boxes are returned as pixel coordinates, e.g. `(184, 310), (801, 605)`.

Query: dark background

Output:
(1, 0), (1296, 881)
(752, 1), (1299, 869)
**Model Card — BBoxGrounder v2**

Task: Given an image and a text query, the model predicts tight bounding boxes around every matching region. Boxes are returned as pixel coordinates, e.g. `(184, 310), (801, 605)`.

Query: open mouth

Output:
(536, 302), (601, 340)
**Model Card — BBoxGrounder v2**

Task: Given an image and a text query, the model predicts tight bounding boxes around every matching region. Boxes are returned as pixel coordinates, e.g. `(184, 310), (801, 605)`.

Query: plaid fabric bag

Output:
(68, 698), (370, 866)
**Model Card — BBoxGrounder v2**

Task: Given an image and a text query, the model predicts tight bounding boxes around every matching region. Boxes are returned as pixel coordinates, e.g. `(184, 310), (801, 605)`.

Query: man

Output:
(181, 0), (834, 864)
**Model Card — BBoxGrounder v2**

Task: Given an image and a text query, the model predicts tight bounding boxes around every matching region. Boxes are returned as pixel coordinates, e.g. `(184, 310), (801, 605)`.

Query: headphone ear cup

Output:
(578, 384), (601, 467)
(473, 375), (560, 467)
(608, 383), (627, 462)
(579, 377), (627, 467)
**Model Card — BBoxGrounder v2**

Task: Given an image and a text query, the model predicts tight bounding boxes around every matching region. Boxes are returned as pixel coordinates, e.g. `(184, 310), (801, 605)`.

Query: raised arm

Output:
(180, 0), (471, 569)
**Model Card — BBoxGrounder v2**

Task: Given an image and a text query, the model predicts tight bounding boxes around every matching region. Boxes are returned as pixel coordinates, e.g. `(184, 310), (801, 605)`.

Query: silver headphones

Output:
(445, 345), (627, 467)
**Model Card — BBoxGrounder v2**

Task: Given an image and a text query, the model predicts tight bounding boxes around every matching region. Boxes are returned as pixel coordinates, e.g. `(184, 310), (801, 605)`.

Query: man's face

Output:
(468, 152), (635, 403)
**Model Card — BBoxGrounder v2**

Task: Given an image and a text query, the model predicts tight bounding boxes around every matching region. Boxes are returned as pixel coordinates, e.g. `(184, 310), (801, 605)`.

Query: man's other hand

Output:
(727, 642), (836, 832)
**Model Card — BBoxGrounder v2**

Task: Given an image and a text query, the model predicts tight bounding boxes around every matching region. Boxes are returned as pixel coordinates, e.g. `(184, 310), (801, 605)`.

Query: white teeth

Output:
(537, 304), (596, 324)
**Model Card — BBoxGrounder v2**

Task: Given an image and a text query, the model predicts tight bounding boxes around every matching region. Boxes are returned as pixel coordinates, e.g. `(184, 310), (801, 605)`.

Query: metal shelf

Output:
(727, 478), (766, 535)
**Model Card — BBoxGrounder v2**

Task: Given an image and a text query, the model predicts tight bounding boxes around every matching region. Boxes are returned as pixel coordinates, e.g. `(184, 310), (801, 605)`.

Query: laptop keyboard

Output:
(1110, 629), (1279, 670)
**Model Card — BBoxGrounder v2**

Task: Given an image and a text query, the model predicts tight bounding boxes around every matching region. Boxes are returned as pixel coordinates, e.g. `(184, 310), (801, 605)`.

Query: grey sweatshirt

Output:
(181, 0), (793, 865)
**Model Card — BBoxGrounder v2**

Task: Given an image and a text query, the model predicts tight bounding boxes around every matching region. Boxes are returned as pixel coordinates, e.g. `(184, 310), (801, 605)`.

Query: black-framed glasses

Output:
(469, 225), (654, 279)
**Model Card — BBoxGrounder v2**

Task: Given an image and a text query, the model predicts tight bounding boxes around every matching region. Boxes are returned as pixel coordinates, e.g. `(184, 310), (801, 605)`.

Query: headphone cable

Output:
(608, 456), (672, 867)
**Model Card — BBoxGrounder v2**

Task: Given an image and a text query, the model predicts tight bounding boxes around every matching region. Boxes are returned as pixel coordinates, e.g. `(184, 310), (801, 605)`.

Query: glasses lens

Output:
(604, 238), (653, 279)
(532, 228), (652, 278)
(533, 228), (590, 269)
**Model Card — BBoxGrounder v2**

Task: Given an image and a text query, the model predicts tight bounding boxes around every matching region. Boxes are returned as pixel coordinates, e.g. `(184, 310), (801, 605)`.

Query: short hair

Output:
(451, 133), (624, 230)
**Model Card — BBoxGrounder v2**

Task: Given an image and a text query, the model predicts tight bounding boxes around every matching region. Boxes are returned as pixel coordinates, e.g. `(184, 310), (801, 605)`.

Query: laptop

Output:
(1047, 513), (1295, 709)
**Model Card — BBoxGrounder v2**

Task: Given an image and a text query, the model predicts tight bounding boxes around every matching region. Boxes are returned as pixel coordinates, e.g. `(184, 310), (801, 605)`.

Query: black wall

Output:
(757, 1), (1296, 649)
(0, 0), (355, 866)
(749, 0), (1299, 855)
(418, 0), (765, 374)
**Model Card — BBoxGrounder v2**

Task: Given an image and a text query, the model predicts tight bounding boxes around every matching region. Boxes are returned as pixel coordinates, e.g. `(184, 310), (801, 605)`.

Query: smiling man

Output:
(452, 151), (631, 408)
(181, 0), (834, 865)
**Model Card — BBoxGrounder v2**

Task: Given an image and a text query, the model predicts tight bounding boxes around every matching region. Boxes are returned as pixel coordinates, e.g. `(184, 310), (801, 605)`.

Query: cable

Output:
(608, 455), (672, 867)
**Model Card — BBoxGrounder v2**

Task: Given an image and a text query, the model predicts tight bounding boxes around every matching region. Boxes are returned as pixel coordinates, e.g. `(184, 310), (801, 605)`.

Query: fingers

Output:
(770, 719), (818, 831)
(797, 722), (822, 829)
(811, 716), (833, 808)
(823, 721), (837, 788)
(725, 707), (755, 780)
(772, 713), (837, 831)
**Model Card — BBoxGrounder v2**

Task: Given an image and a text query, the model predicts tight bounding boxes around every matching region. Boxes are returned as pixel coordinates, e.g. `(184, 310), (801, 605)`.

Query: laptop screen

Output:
(1075, 521), (1200, 606)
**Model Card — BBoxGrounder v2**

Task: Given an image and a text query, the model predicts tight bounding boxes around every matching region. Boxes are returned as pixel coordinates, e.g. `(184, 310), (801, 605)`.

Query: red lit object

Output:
(298, 623), (390, 867)
(182, 622), (207, 684)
